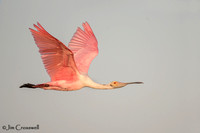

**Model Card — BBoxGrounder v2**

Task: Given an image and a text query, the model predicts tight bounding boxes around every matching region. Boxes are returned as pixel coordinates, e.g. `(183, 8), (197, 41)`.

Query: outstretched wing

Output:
(29, 22), (79, 82)
(68, 22), (98, 75)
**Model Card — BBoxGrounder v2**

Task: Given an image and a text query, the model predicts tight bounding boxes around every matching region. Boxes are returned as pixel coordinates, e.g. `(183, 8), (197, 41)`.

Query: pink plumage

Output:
(29, 22), (78, 82)
(20, 22), (143, 91)
(69, 22), (98, 75)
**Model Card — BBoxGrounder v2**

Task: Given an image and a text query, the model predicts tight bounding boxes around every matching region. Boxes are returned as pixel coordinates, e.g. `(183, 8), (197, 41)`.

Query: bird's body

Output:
(43, 75), (112, 91)
(20, 22), (143, 91)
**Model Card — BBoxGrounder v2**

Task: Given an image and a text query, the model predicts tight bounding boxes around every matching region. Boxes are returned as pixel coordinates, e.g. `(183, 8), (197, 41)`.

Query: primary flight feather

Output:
(20, 22), (143, 91)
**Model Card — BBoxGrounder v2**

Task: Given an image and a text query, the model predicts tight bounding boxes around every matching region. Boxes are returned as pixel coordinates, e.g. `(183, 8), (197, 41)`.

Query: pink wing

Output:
(29, 22), (79, 82)
(68, 22), (98, 75)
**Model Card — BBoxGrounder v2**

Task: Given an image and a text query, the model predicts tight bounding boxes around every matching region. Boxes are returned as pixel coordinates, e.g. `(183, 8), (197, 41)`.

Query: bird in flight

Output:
(20, 22), (143, 91)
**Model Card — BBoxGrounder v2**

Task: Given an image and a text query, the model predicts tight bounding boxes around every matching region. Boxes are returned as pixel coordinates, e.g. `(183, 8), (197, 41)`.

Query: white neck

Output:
(83, 76), (113, 90)
(89, 82), (113, 89)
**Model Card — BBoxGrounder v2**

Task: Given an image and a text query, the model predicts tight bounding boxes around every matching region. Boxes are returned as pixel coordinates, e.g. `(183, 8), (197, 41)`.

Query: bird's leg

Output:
(34, 84), (50, 88)
(20, 83), (49, 89)
(42, 86), (69, 91)
(20, 83), (36, 88)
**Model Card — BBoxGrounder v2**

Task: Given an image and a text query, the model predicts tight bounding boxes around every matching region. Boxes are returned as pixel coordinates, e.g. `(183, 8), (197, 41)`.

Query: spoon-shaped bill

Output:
(126, 82), (144, 84)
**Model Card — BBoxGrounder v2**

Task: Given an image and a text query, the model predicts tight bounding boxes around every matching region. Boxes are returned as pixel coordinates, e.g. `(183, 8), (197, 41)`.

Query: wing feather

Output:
(29, 22), (79, 82)
(68, 22), (98, 75)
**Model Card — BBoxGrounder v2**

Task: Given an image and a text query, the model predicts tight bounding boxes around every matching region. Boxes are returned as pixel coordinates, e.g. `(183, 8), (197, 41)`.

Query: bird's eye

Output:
(113, 81), (117, 84)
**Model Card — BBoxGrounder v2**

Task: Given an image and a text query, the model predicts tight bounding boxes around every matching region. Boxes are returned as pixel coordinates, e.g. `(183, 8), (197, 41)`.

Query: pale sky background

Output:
(0, 0), (200, 133)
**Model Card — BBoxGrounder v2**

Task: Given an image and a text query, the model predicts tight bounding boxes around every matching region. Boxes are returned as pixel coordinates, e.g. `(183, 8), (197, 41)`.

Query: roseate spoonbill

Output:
(20, 22), (143, 91)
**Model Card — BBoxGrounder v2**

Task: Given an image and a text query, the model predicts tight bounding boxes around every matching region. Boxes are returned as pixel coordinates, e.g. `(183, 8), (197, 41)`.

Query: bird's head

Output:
(109, 81), (143, 88)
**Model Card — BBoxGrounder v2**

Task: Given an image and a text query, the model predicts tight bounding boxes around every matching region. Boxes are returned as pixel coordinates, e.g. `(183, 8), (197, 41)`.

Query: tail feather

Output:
(20, 83), (36, 88)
